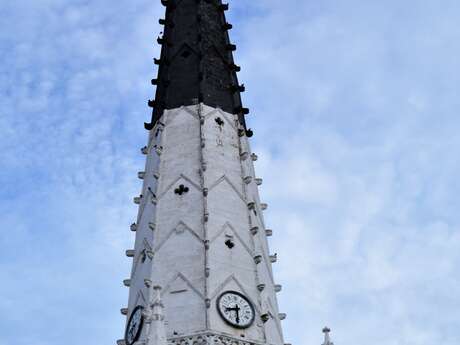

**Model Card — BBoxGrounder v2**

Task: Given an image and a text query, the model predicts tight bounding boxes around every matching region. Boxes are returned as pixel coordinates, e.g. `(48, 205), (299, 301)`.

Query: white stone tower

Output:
(119, 1), (286, 345)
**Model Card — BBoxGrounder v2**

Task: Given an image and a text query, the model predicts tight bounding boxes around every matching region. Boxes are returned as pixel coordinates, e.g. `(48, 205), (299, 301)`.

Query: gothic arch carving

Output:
(153, 221), (203, 254)
(157, 174), (202, 200)
(181, 105), (201, 119)
(169, 42), (200, 62)
(134, 289), (148, 307)
(203, 107), (237, 130)
(164, 105), (200, 126)
(208, 175), (245, 203)
(209, 221), (253, 256)
(163, 272), (205, 301)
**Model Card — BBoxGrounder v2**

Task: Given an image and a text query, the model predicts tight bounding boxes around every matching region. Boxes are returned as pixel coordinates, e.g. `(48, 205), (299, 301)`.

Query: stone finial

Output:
(269, 253), (278, 263)
(145, 286), (167, 345)
(155, 145), (163, 156)
(144, 279), (153, 288)
(254, 255), (262, 264)
(261, 313), (270, 323)
(151, 286), (164, 314)
(322, 327), (334, 345)
(250, 226), (259, 235)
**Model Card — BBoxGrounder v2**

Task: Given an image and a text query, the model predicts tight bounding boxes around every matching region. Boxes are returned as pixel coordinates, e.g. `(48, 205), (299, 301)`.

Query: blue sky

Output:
(1, 1), (459, 344)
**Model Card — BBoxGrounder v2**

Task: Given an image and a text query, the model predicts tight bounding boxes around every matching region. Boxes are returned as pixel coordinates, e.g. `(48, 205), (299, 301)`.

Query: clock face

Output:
(217, 291), (255, 329)
(125, 306), (144, 345)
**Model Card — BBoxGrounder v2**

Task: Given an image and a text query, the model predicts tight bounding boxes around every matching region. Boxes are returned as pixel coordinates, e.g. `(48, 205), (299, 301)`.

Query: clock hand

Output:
(235, 305), (241, 324)
(226, 305), (241, 323)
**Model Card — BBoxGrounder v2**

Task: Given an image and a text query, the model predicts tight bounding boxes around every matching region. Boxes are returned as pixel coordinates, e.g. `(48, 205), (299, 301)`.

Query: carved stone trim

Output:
(153, 221), (203, 254)
(209, 221), (253, 257)
(168, 332), (265, 345)
(208, 175), (245, 203)
(162, 272), (205, 301)
(157, 174), (202, 200)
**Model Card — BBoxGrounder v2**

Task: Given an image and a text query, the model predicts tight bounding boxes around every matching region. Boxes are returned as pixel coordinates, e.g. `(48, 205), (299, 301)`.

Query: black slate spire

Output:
(145, 0), (248, 130)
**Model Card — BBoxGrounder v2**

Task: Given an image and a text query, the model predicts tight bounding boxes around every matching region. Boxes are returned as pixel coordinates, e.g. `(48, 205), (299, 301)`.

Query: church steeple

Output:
(146, 0), (248, 130)
(119, 2), (286, 345)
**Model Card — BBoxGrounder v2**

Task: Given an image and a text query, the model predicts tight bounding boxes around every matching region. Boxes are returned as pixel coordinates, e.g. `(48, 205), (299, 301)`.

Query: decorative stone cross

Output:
(322, 327), (334, 345)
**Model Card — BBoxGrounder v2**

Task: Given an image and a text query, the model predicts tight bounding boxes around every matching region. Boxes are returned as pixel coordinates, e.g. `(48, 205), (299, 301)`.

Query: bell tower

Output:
(119, 1), (287, 345)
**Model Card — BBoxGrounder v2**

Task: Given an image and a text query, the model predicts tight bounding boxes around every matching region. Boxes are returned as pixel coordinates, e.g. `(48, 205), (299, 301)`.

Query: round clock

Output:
(125, 305), (144, 345)
(217, 291), (255, 329)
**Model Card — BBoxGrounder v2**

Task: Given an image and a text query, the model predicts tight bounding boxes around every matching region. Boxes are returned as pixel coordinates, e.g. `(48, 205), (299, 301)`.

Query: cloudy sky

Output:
(1, 0), (459, 344)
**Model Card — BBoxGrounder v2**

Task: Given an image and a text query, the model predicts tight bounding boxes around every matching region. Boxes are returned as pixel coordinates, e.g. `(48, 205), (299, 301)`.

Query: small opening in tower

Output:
(181, 50), (191, 58)
(225, 239), (235, 249)
(215, 117), (224, 126)
(175, 185), (189, 195)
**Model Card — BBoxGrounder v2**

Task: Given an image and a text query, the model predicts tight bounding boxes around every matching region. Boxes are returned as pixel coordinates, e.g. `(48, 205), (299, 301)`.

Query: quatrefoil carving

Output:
(174, 185), (189, 196)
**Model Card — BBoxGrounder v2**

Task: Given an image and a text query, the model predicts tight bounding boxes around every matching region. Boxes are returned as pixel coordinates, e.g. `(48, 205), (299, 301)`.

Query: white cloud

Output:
(1, 1), (460, 345)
